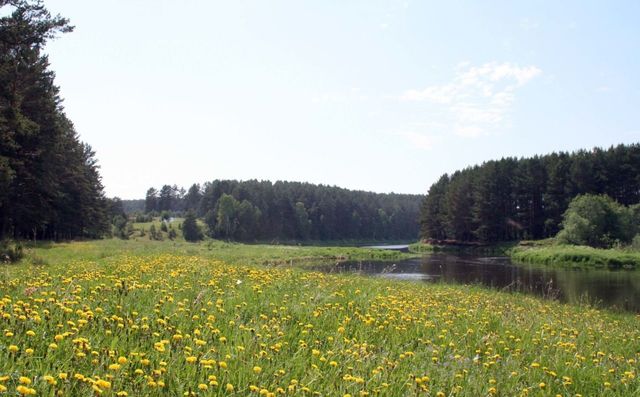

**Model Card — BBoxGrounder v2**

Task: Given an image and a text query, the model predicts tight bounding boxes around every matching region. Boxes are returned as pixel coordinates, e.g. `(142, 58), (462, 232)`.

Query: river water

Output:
(320, 249), (640, 313)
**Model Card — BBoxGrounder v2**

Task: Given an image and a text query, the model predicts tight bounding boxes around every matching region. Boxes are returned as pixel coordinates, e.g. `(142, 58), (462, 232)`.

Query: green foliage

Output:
(135, 213), (153, 223)
(408, 242), (435, 253)
(168, 228), (177, 240)
(631, 234), (640, 251)
(112, 215), (130, 240)
(0, 0), (108, 240)
(182, 211), (203, 242)
(148, 224), (162, 241)
(144, 180), (422, 242)
(215, 194), (238, 239)
(557, 194), (637, 248)
(0, 240), (23, 263)
(420, 145), (640, 243)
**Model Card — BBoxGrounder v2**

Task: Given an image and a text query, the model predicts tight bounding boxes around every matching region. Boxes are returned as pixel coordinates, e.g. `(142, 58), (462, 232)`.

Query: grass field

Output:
(1, 240), (639, 396)
(511, 244), (640, 269)
(19, 239), (416, 268)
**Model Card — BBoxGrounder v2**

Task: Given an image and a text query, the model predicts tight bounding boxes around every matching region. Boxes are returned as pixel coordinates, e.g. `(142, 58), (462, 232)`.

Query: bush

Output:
(168, 228), (177, 240)
(135, 213), (153, 223)
(149, 224), (163, 241)
(112, 215), (131, 240)
(557, 194), (637, 248)
(1, 240), (24, 263)
(632, 234), (640, 251)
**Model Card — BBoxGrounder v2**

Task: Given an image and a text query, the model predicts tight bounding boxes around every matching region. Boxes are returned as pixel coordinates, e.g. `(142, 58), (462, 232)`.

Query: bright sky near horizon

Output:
(42, 0), (640, 199)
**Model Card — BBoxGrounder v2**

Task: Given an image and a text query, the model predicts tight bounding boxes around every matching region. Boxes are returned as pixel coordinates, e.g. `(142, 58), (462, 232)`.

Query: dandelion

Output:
(16, 386), (36, 395)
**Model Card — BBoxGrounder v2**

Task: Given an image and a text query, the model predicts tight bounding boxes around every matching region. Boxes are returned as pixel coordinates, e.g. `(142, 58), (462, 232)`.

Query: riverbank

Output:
(511, 243), (640, 269)
(408, 240), (516, 255)
(2, 241), (639, 396)
(410, 239), (640, 269)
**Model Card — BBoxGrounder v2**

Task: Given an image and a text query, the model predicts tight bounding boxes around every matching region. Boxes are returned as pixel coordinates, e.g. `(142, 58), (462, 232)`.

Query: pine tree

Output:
(182, 211), (203, 242)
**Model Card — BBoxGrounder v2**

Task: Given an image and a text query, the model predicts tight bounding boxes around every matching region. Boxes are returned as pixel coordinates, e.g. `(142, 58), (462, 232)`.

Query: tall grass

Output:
(1, 249), (639, 396)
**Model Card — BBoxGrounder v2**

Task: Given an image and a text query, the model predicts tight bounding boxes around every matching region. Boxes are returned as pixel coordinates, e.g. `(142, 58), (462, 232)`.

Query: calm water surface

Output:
(319, 252), (640, 313)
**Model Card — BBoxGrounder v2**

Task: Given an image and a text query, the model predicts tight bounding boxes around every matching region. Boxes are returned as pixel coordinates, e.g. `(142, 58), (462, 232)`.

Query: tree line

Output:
(141, 180), (423, 241)
(0, 0), (109, 241)
(420, 144), (640, 243)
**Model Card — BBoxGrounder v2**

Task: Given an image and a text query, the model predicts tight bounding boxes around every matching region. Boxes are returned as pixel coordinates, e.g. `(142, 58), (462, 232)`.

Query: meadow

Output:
(0, 241), (639, 396)
(510, 244), (640, 269)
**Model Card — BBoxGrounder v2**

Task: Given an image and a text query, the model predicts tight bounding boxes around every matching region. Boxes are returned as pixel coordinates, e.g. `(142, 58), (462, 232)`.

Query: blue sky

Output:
(42, 0), (640, 199)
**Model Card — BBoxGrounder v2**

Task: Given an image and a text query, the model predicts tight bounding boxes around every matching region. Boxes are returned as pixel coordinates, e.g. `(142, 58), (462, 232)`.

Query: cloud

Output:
(400, 62), (541, 138)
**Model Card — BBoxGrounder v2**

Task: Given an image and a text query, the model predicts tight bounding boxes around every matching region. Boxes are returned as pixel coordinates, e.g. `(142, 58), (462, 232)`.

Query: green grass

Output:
(19, 238), (415, 268)
(407, 242), (435, 253)
(0, 241), (638, 396)
(511, 244), (640, 269)
(408, 241), (516, 255)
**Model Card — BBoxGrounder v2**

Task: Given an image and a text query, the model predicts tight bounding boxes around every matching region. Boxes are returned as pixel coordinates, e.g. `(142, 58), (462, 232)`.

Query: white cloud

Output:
(400, 62), (541, 138)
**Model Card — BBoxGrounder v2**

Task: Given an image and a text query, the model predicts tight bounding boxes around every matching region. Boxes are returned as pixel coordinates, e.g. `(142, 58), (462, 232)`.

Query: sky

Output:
(39, 0), (640, 199)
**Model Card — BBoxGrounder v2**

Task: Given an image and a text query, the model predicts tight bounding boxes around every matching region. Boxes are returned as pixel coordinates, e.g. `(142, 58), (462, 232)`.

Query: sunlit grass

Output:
(1, 245), (639, 396)
(512, 244), (640, 269)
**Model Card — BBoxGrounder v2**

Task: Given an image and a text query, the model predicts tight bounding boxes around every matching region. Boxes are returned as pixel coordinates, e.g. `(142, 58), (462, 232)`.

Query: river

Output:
(321, 248), (640, 313)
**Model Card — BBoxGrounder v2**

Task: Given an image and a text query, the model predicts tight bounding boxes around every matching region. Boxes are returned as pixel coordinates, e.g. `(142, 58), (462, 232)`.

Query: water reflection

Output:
(318, 254), (640, 312)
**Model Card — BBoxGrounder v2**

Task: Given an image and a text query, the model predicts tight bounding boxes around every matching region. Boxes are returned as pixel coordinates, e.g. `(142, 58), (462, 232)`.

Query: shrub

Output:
(0, 240), (23, 263)
(149, 224), (163, 241)
(168, 228), (177, 240)
(135, 213), (153, 223)
(557, 194), (637, 248)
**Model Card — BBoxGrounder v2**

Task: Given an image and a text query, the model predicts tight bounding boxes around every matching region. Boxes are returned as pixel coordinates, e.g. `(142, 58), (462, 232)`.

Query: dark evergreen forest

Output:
(420, 144), (640, 243)
(141, 180), (423, 241)
(0, 1), (109, 240)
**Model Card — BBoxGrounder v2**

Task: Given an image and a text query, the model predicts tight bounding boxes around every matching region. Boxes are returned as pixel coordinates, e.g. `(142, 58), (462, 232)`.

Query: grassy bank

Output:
(408, 241), (516, 255)
(511, 243), (640, 269)
(1, 246), (640, 396)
